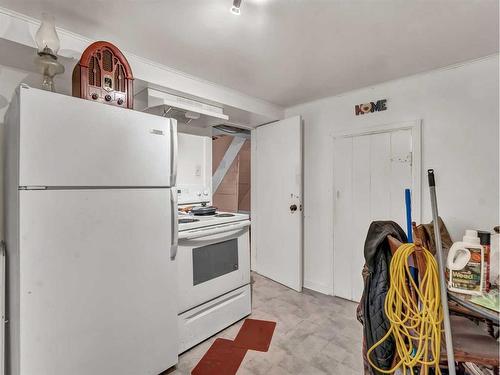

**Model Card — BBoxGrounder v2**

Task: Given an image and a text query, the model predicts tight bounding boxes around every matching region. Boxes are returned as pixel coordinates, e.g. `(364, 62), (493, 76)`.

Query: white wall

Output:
(285, 55), (499, 295)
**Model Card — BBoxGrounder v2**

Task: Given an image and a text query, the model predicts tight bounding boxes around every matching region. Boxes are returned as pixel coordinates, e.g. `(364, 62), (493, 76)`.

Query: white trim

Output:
(411, 121), (422, 225)
(333, 120), (420, 139)
(331, 120), (422, 298)
(250, 129), (258, 272)
(303, 279), (333, 296)
(0, 243), (5, 375)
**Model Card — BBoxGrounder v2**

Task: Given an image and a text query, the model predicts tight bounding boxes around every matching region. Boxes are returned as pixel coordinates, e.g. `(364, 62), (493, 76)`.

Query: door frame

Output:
(331, 120), (422, 297)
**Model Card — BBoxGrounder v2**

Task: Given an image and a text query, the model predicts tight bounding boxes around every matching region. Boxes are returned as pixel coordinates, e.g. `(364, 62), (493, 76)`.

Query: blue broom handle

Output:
(405, 188), (413, 242)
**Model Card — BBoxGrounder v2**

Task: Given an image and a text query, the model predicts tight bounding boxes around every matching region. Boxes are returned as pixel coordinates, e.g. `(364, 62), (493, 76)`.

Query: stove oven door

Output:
(177, 221), (250, 313)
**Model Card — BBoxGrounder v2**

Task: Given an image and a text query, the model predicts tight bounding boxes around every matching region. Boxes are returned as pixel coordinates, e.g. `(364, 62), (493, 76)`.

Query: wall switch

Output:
(195, 165), (202, 176)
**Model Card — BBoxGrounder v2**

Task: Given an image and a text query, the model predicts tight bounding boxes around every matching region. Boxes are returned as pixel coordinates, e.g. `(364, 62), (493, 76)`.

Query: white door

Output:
(17, 86), (176, 187)
(251, 116), (303, 292)
(333, 124), (419, 301)
(16, 189), (178, 375)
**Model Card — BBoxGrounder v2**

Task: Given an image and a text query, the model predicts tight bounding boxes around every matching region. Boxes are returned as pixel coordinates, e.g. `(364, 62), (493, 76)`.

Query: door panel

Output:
(370, 133), (391, 220)
(18, 189), (177, 375)
(19, 87), (175, 187)
(333, 137), (353, 300)
(390, 129), (413, 229)
(252, 116), (303, 291)
(351, 136), (371, 302)
(333, 127), (414, 302)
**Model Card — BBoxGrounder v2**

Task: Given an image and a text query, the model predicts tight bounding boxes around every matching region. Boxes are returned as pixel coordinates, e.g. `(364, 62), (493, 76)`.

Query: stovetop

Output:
(178, 211), (250, 231)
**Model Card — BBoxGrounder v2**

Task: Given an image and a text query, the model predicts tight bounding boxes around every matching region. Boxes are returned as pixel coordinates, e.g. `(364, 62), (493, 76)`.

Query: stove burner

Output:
(178, 218), (200, 224)
(215, 213), (236, 218)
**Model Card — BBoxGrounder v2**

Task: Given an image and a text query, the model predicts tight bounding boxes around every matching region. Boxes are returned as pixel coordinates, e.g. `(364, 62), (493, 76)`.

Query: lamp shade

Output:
(35, 13), (60, 55)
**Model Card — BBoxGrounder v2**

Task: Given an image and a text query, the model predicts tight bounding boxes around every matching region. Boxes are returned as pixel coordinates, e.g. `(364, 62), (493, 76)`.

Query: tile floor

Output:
(171, 272), (363, 375)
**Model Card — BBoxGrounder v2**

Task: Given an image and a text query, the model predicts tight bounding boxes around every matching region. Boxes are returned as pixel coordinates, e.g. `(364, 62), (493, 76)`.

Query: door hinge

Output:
(391, 152), (412, 166)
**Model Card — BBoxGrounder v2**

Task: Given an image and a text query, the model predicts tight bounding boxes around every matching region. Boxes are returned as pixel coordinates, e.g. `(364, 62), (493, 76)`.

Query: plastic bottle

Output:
(478, 231), (491, 292)
(447, 230), (485, 295)
(491, 230), (500, 286)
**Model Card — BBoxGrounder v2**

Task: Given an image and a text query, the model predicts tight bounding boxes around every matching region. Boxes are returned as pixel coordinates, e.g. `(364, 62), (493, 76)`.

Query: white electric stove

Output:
(176, 187), (251, 353)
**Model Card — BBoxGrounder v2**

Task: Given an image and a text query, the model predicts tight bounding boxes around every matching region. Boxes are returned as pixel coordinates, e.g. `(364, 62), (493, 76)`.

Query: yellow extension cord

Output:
(367, 243), (444, 374)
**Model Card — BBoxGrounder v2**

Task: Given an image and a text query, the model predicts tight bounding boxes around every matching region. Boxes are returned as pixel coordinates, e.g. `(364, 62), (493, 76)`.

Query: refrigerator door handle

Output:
(169, 119), (178, 187)
(170, 189), (178, 260)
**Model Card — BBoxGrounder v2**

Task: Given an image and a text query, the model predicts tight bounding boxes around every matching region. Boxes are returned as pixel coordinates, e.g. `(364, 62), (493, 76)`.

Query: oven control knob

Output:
(203, 191), (209, 196)
(104, 94), (112, 102)
(117, 98), (124, 105)
(91, 93), (98, 100)
(196, 192), (202, 197)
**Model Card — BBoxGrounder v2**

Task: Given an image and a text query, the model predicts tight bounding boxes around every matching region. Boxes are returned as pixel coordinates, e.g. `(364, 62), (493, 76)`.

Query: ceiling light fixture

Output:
(231, 0), (242, 15)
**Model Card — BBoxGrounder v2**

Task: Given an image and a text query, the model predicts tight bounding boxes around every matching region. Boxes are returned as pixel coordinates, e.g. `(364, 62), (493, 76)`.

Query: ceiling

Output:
(1, 0), (498, 107)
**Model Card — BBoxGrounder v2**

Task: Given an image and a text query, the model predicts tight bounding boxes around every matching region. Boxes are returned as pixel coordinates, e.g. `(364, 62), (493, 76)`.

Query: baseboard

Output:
(251, 271), (333, 296)
(303, 279), (333, 295)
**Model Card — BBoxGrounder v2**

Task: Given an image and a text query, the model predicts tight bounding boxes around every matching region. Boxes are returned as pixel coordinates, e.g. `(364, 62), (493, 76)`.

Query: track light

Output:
(231, 0), (242, 15)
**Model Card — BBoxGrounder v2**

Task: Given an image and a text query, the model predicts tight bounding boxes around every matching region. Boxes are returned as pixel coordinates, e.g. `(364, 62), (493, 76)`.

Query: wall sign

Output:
(355, 99), (387, 116)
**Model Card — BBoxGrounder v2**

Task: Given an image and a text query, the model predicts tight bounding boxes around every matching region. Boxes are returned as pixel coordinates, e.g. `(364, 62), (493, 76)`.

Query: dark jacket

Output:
(358, 221), (407, 375)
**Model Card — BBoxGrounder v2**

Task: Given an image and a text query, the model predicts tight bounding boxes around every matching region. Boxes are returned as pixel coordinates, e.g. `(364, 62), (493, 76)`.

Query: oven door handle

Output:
(179, 221), (250, 240)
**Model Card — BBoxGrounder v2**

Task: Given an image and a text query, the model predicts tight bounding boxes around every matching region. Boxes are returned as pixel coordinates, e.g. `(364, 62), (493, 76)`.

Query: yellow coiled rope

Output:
(367, 243), (443, 374)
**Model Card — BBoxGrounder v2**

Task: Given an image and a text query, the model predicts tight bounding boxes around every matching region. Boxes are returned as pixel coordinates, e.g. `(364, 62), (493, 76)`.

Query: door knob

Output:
(290, 204), (298, 213)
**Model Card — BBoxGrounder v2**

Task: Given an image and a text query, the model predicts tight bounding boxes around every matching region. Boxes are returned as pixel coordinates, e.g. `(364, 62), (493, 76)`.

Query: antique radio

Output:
(72, 41), (133, 108)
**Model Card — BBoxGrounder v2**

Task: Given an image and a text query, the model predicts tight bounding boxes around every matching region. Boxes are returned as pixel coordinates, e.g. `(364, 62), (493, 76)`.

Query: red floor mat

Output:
(233, 319), (276, 352)
(192, 319), (277, 374)
(191, 338), (247, 375)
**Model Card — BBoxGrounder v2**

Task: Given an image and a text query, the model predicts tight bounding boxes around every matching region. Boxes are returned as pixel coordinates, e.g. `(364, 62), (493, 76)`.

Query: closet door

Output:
(333, 126), (416, 302)
(333, 137), (353, 300)
(351, 136), (372, 302)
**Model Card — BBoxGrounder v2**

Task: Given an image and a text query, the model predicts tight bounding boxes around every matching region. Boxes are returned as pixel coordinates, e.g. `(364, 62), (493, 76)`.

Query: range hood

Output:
(135, 88), (229, 127)
(212, 124), (251, 139)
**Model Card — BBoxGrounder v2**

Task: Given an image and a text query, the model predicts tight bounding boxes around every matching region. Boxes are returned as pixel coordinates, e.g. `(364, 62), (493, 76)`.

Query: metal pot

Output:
(191, 206), (217, 216)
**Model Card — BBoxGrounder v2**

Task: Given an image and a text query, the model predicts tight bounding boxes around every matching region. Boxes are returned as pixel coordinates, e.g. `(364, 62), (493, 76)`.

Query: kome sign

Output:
(355, 99), (387, 116)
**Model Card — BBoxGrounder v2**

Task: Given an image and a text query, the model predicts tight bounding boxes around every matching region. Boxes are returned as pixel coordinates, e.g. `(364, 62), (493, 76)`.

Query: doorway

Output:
(211, 116), (304, 293)
(332, 121), (421, 302)
(211, 132), (251, 213)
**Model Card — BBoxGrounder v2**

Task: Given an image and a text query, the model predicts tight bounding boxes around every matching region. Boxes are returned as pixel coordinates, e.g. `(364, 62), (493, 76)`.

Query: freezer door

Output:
(18, 86), (177, 187)
(14, 189), (178, 375)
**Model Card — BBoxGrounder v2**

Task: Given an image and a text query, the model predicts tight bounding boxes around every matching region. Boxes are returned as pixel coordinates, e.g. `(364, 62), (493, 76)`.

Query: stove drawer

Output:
(178, 284), (251, 353)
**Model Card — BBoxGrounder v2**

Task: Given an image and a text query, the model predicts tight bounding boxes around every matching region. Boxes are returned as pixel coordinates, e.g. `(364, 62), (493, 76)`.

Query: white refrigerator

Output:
(4, 85), (179, 375)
